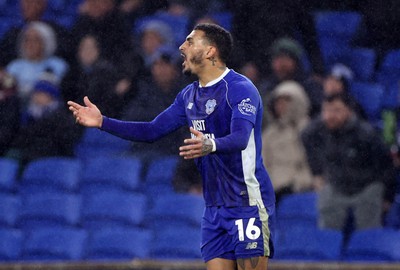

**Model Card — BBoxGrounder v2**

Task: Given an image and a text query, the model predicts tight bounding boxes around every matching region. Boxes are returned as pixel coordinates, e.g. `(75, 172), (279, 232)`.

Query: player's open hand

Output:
(179, 127), (213, 159)
(67, 96), (103, 128)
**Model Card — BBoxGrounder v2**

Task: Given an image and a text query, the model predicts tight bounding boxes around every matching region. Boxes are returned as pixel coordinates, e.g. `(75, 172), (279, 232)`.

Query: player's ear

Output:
(206, 46), (217, 59)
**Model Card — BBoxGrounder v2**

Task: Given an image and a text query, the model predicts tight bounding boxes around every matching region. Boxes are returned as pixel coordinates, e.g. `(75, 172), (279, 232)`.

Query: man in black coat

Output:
(301, 93), (396, 230)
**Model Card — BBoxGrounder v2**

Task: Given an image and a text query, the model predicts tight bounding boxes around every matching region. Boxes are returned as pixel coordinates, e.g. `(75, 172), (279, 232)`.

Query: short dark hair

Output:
(193, 23), (233, 64)
(323, 92), (355, 109)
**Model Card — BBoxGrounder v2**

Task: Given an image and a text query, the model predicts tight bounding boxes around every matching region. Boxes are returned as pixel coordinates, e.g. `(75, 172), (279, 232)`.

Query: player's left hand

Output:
(179, 127), (213, 159)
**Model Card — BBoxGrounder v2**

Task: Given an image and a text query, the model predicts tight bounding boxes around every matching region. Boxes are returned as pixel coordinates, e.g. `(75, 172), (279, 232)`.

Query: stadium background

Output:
(1, 0), (400, 269)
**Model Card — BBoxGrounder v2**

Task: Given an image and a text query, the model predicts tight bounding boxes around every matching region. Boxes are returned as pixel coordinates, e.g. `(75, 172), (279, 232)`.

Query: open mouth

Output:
(181, 53), (187, 65)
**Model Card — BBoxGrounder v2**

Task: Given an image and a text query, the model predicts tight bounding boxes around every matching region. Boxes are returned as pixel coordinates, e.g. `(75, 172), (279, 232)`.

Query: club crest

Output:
(205, 99), (217, 114)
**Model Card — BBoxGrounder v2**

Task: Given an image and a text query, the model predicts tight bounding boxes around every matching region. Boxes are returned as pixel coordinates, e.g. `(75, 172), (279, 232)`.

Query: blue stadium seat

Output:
(343, 48), (376, 81)
(86, 227), (153, 260)
(343, 228), (400, 261)
(18, 193), (81, 230)
(350, 82), (384, 123)
(82, 190), (147, 229)
(276, 192), (318, 230)
(46, 0), (69, 14)
(74, 128), (132, 161)
(146, 192), (204, 230)
(317, 36), (350, 67)
(385, 195), (400, 229)
(22, 227), (87, 261)
(144, 156), (179, 195)
(0, 194), (21, 228)
(0, 228), (23, 261)
(150, 226), (201, 259)
(0, 1), (19, 18)
(314, 11), (362, 67)
(0, 158), (19, 192)
(274, 226), (343, 261)
(379, 49), (400, 71)
(80, 156), (142, 194)
(376, 50), (400, 109)
(380, 80), (400, 109)
(20, 157), (81, 194)
(314, 11), (362, 42)
(209, 11), (233, 31)
(0, 18), (17, 39)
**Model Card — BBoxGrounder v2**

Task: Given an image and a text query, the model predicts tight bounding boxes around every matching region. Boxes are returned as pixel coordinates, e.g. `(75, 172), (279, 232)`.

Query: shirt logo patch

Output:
(238, 98), (256, 116)
(205, 99), (217, 115)
(187, 102), (193, 109)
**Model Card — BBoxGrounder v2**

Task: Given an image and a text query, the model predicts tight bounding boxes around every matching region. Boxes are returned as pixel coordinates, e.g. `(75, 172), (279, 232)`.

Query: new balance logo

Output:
(245, 242), (258, 249)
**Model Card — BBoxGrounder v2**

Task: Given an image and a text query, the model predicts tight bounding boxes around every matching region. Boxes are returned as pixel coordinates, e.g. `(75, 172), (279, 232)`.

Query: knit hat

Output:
(270, 38), (303, 62)
(328, 63), (354, 91)
(329, 63), (354, 81)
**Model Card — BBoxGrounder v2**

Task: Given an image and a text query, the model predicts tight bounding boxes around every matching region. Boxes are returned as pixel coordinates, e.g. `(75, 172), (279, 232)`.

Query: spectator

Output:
(61, 34), (125, 118)
(0, 0), (72, 67)
(239, 61), (265, 91)
(8, 76), (82, 167)
(231, 0), (324, 76)
(6, 21), (68, 104)
(262, 81), (313, 204)
(323, 63), (367, 119)
(117, 0), (145, 25)
(71, 0), (132, 68)
(301, 93), (396, 231)
(122, 46), (187, 164)
(0, 71), (20, 157)
(260, 38), (323, 119)
(137, 19), (175, 69)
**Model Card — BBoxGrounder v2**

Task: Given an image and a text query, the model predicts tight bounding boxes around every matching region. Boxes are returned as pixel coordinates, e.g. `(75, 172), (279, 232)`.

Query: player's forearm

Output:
(100, 116), (164, 142)
(214, 118), (253, 153)
(100, 102), (186, 142)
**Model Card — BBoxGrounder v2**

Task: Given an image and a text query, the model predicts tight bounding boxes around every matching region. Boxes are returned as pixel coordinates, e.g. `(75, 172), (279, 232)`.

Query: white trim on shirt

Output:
(199, 68), (230, 88)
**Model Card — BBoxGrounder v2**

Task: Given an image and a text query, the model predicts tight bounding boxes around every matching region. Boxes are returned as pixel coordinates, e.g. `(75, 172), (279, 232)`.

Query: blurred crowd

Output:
(1, 0), (400, 235)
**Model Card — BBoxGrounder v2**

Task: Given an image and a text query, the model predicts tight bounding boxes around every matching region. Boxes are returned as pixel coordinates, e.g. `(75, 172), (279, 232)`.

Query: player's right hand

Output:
(67, 96), (103, 128)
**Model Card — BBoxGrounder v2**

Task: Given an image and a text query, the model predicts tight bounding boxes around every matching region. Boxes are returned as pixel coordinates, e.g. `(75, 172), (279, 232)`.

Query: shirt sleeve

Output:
(227, 80), (260, 125)
(214, 117), (254, 153)
(100, 91), (187, 142)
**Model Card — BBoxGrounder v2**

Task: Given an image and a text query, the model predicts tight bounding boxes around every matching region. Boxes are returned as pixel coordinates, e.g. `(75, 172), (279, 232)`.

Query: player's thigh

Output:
(237, 256), (268, 270)
(206, 257), (236, 270)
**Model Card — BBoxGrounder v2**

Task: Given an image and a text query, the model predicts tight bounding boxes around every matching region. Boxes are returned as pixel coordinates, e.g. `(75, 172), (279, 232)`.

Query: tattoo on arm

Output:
(237, 257), (260, 270)
(201, 138), (213, 156)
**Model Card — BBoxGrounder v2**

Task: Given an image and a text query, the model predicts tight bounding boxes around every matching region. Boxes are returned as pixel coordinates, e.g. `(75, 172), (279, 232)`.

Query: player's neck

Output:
(198, 64), (227, 87)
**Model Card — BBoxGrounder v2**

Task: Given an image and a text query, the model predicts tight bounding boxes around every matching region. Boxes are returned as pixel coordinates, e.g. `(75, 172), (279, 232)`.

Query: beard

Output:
(182, 51), (204, 77)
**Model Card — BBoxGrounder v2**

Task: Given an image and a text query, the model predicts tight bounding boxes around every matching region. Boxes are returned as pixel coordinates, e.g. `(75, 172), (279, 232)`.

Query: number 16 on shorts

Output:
(235, 218), (261, 241)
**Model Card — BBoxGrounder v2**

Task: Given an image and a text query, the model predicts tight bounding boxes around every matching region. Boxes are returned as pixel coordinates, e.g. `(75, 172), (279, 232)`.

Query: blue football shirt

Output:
(101, 69), (275, 208)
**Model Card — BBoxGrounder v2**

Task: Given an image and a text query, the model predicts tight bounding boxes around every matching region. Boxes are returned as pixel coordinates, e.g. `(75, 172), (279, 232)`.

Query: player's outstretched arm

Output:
(67, 96), (103, 128)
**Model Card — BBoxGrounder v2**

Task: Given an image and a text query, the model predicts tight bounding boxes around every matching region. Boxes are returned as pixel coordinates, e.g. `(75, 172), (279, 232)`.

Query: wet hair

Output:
(193, 23), (233, 64)
(323, 92), (355, 110)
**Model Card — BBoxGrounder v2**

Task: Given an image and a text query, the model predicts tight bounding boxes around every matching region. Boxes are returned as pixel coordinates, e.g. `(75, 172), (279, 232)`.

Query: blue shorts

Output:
(201, 204), (275, 262)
